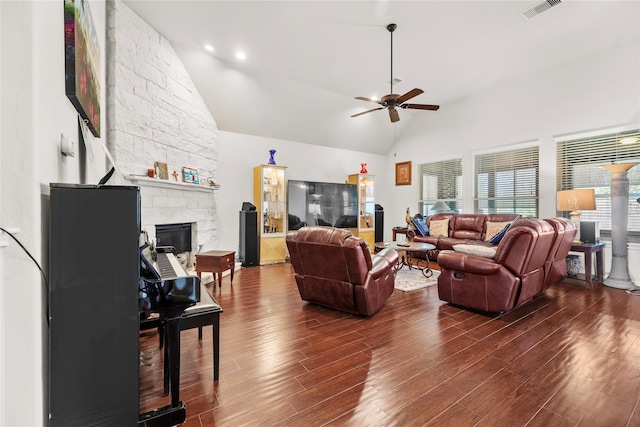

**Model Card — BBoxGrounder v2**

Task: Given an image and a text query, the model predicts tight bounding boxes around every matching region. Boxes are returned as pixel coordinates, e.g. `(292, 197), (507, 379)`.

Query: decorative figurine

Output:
(268, 149), (277, 165)
(360, 163), (368, 174)
(405, 207), (412, 228)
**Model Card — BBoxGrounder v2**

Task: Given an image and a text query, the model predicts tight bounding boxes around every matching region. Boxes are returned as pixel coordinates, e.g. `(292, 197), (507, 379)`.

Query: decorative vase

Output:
(360, 163), (368, 174)
(268, 149), (276, 165)
(566, 254), (581, 277)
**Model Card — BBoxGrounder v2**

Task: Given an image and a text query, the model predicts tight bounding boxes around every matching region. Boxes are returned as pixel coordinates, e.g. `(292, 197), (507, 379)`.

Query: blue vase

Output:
(268, 149), (276, 165)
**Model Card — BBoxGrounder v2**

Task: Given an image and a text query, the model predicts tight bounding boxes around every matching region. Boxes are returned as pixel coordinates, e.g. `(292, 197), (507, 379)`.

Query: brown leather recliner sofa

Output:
(410, 213), (521, 261)
(542, 217), (577, 291)
(436, 217), (576, 313)
(286, 226), (399, 316)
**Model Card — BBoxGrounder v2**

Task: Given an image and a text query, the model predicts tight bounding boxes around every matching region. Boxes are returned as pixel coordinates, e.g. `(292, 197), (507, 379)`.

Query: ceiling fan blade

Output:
(351, 107), (384, 118)
(355, 96), (383, 105)
(395, 88), (424, 104)
(389, 108), (400, 123)
(401, 103), (440, 111)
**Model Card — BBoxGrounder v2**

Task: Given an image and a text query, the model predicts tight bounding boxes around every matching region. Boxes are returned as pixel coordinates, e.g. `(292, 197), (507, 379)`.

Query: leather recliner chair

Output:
(286, 226), (399, 316)
(437, 218), (556, 313)
(542, 218), (577, 291)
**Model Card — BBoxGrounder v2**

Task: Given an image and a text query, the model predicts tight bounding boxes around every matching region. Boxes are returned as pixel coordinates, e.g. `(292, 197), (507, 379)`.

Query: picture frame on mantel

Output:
(395, 161), (412, 186)
(183, 167), (199, 184)
(154, 161), (169, 180)
(64, 0), (101, 137)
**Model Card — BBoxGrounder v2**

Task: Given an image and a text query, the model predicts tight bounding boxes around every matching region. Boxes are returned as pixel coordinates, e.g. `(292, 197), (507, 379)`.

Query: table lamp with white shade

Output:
(431, 201), (451, 213)
(556, 188), (596, 243)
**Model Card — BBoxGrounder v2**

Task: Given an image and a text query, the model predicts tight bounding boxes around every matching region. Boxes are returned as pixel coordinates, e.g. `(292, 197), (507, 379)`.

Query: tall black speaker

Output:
(375, 205), (384, 243)
(239, 210), (259, 267)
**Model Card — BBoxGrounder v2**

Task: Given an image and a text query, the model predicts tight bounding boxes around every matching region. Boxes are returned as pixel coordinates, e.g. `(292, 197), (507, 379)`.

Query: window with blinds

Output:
(474, 145), (539, 216)
(418, 158), (462, 216)
(556, 129), (640, 235)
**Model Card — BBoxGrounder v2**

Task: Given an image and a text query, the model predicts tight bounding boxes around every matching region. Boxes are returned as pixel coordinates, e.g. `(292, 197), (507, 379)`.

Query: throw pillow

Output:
(412, 218), (429, 236)
(485, 221), (512, 242)
(488, 223), (511, 244)
(453, 244), (497, 259)
(429, 219), (449, 238)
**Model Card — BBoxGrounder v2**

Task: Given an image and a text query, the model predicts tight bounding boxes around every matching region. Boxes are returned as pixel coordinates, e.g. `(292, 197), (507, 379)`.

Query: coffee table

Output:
(375, 241), (436, 278)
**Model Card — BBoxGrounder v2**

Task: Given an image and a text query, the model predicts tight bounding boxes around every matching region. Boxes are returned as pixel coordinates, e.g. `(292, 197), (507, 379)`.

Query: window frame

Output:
(417, 157), (463, 217)
(555, 127), (640, 240)
(473, 143), (539, 217)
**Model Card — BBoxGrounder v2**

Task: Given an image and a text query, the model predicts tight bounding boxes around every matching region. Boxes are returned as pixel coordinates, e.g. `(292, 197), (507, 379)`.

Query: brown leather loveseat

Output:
(286, 226), (399, 316)
(436, 218), (576, 313)
(410, 213), (521, 261)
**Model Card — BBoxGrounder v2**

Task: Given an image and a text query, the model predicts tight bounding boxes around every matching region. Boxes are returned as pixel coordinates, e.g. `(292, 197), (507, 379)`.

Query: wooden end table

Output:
(195, 250), (235, 287)
(569, 242), (604, 289)
(392, 227), (409, 242)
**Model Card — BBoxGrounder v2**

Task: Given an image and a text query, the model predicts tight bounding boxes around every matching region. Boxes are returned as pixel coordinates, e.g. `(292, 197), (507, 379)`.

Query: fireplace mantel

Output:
(125, 175), (218, 193)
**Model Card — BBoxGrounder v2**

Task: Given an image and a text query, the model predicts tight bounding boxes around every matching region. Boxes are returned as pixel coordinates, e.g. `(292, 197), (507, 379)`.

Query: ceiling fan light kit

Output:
(351, 23), (440, 123)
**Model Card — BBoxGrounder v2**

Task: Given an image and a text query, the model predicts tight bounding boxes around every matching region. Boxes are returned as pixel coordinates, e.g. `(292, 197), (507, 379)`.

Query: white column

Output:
(601, 163), (638, 289)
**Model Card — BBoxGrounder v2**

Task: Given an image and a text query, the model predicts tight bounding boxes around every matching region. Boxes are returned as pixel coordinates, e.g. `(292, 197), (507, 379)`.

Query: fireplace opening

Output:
(155, 223), (192, 255)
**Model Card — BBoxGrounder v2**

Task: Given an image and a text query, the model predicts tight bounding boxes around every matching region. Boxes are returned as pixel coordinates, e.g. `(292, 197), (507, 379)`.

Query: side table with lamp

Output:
(557, 188), (601, 287)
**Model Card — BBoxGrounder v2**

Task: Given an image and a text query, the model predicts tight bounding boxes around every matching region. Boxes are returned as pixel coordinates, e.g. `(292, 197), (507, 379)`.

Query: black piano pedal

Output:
(139, 402), (186, 427)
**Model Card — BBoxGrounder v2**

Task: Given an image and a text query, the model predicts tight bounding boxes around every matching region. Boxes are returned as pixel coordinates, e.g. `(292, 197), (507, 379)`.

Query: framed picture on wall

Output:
(395, 161), (412, 186)
(64, 0), (101, 137)
(183, 167), (199, 184)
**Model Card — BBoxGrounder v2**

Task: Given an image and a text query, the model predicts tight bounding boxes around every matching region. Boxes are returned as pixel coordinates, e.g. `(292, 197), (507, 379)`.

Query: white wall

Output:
(217, 131), (387, 253)
(394, 40), (640, 217)
(0, 1), (107, 425)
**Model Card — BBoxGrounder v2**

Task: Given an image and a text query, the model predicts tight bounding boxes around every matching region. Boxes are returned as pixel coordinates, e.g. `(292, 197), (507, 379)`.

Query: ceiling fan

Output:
(351, 23), (440, 123)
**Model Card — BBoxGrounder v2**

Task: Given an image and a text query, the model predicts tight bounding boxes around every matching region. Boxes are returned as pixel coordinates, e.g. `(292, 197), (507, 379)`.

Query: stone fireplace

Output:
(106, 0), (219, 258)
(131, 179), (217, 268)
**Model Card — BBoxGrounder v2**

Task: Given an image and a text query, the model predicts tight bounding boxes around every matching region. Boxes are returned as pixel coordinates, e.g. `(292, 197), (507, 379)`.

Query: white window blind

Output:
(556, 129), (640, 234)
(418, 158), (462, 216)
(474, 145), (539, 216)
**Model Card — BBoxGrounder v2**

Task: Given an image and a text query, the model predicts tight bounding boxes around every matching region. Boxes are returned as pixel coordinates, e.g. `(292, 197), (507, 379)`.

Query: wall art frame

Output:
(183, 167), (199, 184)
(64, 0), (101, 137)
(395, 161), (412, 186)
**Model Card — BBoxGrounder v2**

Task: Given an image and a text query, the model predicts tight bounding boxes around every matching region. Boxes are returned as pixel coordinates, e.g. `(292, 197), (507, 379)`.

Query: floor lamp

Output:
(556, 188), (596, 243)
(601, 162), (638, 290)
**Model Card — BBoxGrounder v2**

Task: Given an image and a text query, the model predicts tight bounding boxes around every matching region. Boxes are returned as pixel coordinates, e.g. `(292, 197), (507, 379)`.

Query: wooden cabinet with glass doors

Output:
(347, 173), (375, 249)
(254, 165), (288, 264)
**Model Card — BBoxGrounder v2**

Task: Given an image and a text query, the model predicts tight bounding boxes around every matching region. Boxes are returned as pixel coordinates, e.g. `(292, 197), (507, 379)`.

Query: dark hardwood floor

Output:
(139, 262), (640, 426)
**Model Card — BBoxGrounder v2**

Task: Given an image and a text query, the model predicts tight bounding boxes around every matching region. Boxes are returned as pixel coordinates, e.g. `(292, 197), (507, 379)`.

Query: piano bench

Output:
(161, 287), (222, 395)
(140, 284), (223, 391)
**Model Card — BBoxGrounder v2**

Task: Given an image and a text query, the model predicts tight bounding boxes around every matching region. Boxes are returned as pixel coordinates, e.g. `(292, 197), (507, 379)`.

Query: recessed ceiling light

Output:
(620, 136), (639, 145)
(204, 44), (214, 52)
(235, 51), (247, 60)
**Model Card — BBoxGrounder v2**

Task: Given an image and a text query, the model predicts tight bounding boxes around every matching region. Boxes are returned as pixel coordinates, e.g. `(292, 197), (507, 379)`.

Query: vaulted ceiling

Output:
(124, 0), (640, 155)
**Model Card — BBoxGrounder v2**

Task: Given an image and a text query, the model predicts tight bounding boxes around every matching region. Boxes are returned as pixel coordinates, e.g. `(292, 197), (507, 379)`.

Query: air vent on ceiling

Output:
(387, 77), (402, 85)
(521, 0), (562, 19)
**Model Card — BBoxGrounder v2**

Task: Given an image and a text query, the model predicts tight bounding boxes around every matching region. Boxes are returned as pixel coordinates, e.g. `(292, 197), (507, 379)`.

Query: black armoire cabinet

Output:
(49, 184), (140, 426)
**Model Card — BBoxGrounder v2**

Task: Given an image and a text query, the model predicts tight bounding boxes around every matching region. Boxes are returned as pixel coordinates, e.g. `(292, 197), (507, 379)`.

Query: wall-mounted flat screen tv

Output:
(287, 180), (358, 230)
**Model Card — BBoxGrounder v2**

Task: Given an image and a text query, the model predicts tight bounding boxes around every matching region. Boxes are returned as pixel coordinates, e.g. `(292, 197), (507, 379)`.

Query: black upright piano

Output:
(49, 184), (198, 427)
